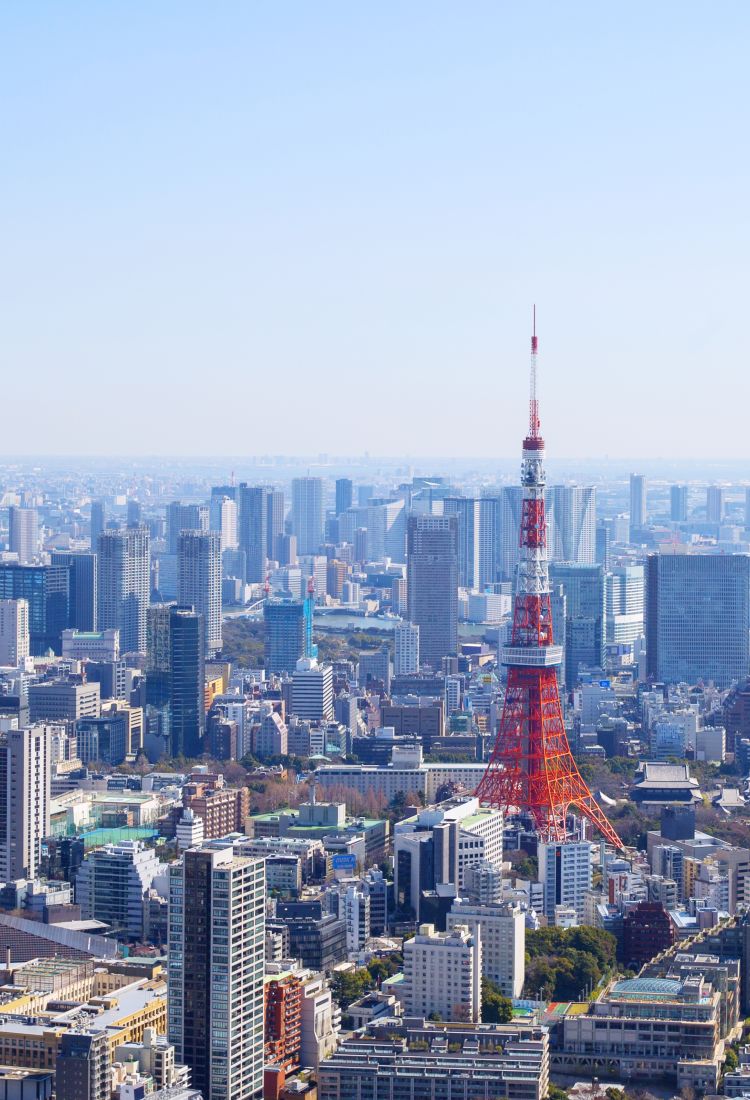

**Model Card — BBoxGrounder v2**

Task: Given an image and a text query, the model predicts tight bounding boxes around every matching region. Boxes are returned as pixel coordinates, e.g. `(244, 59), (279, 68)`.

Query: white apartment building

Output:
(447, 898), (525, 998)
(401, 923), (482, 1023)
(0, 724), (51, 882)
(292, 659), (334, 722)
(0, 598), (29, 667)
(394, 621), (420, 676)
(538, 840), (593, 923)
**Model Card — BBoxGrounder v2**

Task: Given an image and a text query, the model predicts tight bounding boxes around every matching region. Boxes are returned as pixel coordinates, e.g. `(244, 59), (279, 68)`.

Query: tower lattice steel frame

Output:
(475, 312), (623, 849)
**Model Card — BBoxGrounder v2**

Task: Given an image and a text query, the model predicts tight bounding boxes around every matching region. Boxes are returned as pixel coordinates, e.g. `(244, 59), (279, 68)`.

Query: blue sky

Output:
(2, 2), (749, 458)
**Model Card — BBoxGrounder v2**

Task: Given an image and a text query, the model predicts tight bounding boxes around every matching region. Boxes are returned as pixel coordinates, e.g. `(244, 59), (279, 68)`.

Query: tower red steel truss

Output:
(475, 313), (623, 849)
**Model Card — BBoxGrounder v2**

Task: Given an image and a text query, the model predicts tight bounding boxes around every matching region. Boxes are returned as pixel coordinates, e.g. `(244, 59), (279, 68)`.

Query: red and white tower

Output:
(475, 312), (623, 849)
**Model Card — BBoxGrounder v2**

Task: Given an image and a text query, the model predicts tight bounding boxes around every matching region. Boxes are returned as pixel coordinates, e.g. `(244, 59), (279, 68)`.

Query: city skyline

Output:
(3, 3), (750, 458)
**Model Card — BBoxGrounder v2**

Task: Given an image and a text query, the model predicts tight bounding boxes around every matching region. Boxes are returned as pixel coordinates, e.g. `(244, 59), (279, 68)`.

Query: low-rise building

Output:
(559, 974), (726, 1090)
(318, 1018), (549, 1100)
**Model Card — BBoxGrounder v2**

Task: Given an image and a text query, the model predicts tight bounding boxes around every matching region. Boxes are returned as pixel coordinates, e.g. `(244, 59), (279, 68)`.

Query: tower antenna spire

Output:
(529, 304), (540, 440)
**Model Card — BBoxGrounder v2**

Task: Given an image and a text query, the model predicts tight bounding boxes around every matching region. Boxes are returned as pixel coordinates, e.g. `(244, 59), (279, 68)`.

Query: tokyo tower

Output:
(475, 312), (623, 849)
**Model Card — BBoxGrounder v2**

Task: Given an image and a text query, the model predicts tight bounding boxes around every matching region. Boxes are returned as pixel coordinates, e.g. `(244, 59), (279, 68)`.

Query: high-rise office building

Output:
(90, 500), (106, 550)
(630, 474), (647, 529)
(0, 563), (69, 655)
(366, 499), (406, 562)
(266, 490), (285, 560)
(0, 598), (29, 667)
(97, 527), (150, 654)
(210, 494), (239, 552)
(746, 487), (750, 529)
(0, 724), (51, 882)
(147, 605), (205, 758)
(51, 550), (97, 631)
(538, 840), (592, 923)
(605, 564), (645, 646)
(126, 500), (142, 527)
(292, 478), (324, 556)
(595, 524), (610, 571)
(335, 478), (353, 516)
(549, 485), (596, 563)
(670, 485), (688, 523)
(292, 658), (333, 721)
(394, 621), (420, 676)
(8, 506), (38, 564)
(646, 553), (750, 686)
(443, 498), (481, 590)
(549, 563), (605, 688)
(406, 514), (458, 667)
(168, 846), (266, 1100)
(238, 484), (268, 584)
(179, 530), (222, 656)
(707, 485), (725, 524)
(264, 598), (314, 674)
(478, 496), (499, 588)
(166, 502), (209, 554)
(498, 485), (595, 582)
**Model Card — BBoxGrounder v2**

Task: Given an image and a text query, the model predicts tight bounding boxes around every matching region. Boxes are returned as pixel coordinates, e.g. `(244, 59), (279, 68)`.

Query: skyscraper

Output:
(168, 846), (266, 1100)
(366, 499), (406, 562)
(210, 493), (239, 552)
(0, 563), (69, 655)
(238, 484), (268, 584)
(90, 499), (106, 550)
(51, 550), (97, 631)
(97, 527), (150, 653)
(179, 530), (222, 656)
(292, 477), (324, 555)
(670, 484), (688, 523)
(646, 553), (750, 686)
(147, 604), (205, 758)
(478, 496), (499, 588)
(126, 499), (142, 527)
(549, 562), (605, 688)
(8, 506), (38, 564)
(605, 564), (645, 647)
(549, 485), (596, 564)
(264, 597), (313, 673)
(394, 621), (420, 675)
(443, 498), (481, 590)
(266, 489), (285, 560)
(166, 501), (209, 554)
(0, 724), (51, 881)
(0, 598), (29, 667)
(335, 478), (353, 516)
(406, 514), (458, 666)
(630, 474), (647, 529)
(706, 485), (725, 524)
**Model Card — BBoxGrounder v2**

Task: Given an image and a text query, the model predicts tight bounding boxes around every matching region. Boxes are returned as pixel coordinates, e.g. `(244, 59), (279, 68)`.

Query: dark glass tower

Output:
(51, 551), (98, 631)
(0, 563), (69, 655)
(406, 514), (458, 667)
(238, 484), (268, 583)
(147, 604), (205, 758)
